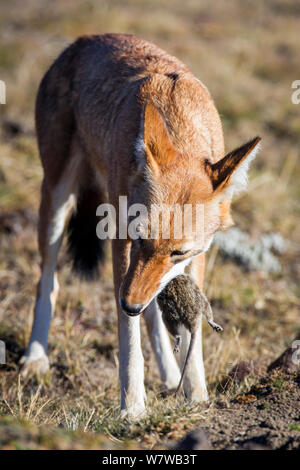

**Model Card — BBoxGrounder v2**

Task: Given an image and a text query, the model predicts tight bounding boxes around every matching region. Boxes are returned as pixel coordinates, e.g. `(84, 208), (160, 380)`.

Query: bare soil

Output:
(207, 371), (300, 450)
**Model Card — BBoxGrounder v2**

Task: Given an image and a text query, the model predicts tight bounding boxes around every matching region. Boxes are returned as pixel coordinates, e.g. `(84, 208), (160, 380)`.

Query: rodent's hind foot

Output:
(208, 320), (223, 332)
(173, 336), (181, 353)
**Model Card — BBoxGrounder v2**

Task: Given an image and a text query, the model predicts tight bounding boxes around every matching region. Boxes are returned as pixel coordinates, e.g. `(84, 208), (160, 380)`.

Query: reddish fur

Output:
(35, 33), (260, 308)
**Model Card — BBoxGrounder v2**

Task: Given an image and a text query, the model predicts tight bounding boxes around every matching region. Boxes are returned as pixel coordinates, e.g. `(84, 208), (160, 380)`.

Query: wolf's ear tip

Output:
(249, 136), (262, 151)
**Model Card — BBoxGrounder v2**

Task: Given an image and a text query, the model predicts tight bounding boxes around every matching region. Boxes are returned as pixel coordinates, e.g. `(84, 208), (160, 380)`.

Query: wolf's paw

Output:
(19, 355), (50, 379)
(184, 385), (209, 403)
(120, 402), (146, 421)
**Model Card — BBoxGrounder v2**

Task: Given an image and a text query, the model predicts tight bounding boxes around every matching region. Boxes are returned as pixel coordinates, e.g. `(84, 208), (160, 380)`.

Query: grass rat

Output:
(157, 274), (223, 395)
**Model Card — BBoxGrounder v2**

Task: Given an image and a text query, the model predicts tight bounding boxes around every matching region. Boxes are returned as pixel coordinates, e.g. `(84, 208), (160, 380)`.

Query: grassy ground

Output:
(0, 0), (299, 449)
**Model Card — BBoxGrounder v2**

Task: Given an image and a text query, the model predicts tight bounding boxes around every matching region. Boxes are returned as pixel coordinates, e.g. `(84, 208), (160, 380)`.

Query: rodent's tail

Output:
(175, 331), (197, 397)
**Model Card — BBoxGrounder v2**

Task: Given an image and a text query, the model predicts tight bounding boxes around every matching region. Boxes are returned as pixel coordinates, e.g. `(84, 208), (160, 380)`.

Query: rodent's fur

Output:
(157, 275), (223, 395)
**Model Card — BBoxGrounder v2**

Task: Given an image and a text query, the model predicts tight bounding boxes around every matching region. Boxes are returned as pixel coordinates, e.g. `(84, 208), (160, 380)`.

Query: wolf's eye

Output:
(170, 250), (189, 257)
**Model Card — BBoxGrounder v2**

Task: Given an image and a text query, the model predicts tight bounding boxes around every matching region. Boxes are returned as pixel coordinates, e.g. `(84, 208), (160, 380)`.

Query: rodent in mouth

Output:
(157, 274), (223, 395)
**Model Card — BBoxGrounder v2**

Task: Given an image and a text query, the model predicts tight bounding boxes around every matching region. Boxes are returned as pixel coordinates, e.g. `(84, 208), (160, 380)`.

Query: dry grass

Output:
(0, 0), (299, 449)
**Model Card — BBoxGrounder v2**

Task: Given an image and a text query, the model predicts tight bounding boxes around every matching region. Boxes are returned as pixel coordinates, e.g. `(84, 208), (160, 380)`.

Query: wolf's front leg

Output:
(178, 317), (208, 402)
(144, 299), (181, 389)
(112, 238), (146, 419)
(181, 254), (208, 402)
(118, 310), (146, 419)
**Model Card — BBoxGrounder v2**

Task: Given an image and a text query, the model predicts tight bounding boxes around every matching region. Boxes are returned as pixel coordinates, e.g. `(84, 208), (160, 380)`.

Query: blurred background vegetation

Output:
(0, 0), (299, 449)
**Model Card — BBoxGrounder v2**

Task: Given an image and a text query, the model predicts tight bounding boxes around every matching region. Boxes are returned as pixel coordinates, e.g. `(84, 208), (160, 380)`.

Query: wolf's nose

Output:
(120, 299), (144, 316)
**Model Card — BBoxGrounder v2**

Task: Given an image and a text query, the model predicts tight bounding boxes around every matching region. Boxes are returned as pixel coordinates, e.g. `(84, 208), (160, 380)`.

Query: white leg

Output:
(144, 299), (181, 389)
(21, 246), (60, 374)
(179, 316), (208, 401)
(118, 311), (146, 419)
(21, 172), (77, 375)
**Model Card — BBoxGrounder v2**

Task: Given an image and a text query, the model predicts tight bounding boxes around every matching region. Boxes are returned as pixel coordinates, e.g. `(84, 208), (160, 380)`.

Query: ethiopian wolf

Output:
(21, 34), (261, 418)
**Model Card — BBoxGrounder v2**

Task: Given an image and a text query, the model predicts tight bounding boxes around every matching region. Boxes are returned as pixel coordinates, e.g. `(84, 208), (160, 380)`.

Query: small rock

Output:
(240, 439), (271, 450)
(174, 428), (212, 450)
(268, 335), (300, 373)
(216, 397), (229, 409)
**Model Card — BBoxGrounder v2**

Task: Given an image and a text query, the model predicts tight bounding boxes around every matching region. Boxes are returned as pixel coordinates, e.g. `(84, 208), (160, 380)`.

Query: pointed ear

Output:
(135, 102), (177, 173)
(206, 136), (261, 195)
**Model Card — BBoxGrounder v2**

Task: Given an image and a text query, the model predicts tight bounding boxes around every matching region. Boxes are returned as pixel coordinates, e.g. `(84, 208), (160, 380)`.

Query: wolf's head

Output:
(120, 101), (261, 315)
